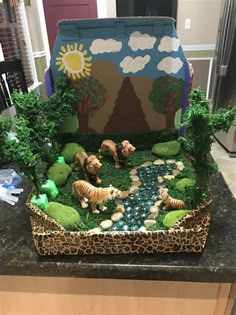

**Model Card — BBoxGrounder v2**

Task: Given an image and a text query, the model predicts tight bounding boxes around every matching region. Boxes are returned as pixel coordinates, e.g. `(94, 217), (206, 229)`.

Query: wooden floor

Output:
(0, 276), (233, 315)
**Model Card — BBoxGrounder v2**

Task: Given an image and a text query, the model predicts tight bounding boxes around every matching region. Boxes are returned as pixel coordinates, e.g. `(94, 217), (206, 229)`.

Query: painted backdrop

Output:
(50, 17), (191, 134)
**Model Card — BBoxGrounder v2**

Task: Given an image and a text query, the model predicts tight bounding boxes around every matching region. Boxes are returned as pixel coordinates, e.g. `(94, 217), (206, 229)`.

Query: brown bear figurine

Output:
(75, 152), (102, 184)
(98, 140), (135, 168)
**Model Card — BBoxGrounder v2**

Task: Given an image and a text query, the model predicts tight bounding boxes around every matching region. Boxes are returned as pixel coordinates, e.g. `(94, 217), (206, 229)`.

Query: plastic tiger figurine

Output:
(72, 180), (121, 214)
(159, 188), (186, 210)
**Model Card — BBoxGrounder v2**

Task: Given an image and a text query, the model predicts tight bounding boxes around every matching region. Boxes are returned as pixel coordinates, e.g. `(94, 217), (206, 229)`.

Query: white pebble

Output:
(111, 212), (123, 222)
(139, 226), (147, 232)
(100, 220), (113, 230)
(144, 220), (156, 229)
(129, 169), (137, 175)
(150, 206), (159, 213)
(129, 185), (139, 194)
(141, 161), (153, 167)
(116, 204), (126, 214)
(164, 175), (175, 180)
(153, 159), (165, 165)
(88, 227), (102, 234)
(176, 161), (185, 171)
(166, 159), (176, 164)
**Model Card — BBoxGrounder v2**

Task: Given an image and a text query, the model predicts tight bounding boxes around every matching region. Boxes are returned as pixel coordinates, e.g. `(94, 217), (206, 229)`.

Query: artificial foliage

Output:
(149, 76), (184, 128)
(180, 88), (236, 205)
(0, 116), (11, 161)
(2, 116), (43, 197)
(0, 76), (77, 197)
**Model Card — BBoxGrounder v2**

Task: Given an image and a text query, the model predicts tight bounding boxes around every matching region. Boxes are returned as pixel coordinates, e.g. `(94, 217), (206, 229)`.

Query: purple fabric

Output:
(45, 68), (54, 97)
(179, 61), (191, 136)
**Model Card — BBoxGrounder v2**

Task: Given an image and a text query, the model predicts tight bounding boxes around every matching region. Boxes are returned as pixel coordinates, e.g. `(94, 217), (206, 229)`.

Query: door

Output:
(43, 0), (97, 52)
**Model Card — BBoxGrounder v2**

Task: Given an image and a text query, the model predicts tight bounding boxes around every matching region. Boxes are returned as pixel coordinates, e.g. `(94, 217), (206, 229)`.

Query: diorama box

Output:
(25, 17), (213, 256)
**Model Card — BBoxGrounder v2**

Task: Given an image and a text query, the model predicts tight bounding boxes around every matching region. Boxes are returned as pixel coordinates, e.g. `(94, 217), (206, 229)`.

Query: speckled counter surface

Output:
(0, 172), (236, 283)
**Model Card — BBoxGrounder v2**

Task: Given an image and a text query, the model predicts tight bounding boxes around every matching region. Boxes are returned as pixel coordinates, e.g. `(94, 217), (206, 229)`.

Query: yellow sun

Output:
(56, 43), (92, 80)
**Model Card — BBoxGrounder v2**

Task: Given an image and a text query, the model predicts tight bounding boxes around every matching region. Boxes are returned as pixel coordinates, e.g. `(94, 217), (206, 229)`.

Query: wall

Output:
(177, 0), (222, 47)
(97, 0), (116, 18)
(25, 0), (50, 96)
(176, 0), (222, 94)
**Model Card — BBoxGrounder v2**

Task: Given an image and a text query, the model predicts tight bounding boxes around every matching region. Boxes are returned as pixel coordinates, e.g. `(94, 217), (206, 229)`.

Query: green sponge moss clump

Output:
(47, 162), (72, 186)
(45, 202), (80, 230)
(163, 210), (190, 229)
(152, 140), (180, 158)
(176, 178), (195, 193)
(61, 143), (85, 163)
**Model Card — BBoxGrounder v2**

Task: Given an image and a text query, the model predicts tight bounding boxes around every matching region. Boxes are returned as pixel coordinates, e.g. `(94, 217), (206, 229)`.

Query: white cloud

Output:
(89, 39), (122, 54)
(158, 36), (181, 52)
(120, 55), (151, 73)
(128, 31), (156, 51)
(157, 57), (183, 74)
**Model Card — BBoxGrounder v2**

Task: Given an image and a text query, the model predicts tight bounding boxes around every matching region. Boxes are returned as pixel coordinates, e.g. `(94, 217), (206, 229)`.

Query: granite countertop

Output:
(0, 172), (236, 283)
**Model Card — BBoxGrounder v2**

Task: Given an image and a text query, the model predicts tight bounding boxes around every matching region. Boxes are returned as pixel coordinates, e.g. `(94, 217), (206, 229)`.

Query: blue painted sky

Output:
(51, 18), (187, 80)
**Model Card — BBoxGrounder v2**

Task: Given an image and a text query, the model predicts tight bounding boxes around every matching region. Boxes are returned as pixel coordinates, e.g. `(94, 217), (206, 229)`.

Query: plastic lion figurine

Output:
(98, 140), (135, 168)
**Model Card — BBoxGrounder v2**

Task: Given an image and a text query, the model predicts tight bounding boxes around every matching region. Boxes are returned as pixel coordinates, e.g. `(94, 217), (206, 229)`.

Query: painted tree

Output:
(149, 76), (184, 129)
(73, 77), (108, 132)
(104, 77), (150, 133)
(180, 89), (236, 206)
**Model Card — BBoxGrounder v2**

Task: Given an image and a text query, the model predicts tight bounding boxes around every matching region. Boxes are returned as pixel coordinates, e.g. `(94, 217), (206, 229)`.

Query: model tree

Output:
(2, 117), (43, 197)
(73, 76), (108, 132)
(149, 76), (184, 128)
(104, 76), (150, 133)
(0, 116), (12, 165)
(180, 88), (236, 206)
(0, 75), (77, 197)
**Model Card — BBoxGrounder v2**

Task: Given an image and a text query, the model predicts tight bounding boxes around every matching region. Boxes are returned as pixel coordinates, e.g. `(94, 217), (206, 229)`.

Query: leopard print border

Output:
(26, 193), (212, 255)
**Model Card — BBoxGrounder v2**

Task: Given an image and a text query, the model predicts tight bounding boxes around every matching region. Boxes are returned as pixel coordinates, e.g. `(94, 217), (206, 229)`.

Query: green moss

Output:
(152, 140), (180, 158)
(163, 210), (190, 229)
(175, 178), (195, 193)
(45, 202), (80, 230)
(47, 162), (72, 186)
(61, 143), (85, 163)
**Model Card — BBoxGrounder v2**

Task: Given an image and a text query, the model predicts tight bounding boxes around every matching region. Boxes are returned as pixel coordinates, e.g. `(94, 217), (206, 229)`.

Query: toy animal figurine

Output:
(75, 152), (102, 184)
(159, 188), (186, 210)
(72, 180), (121, 214)
(98, 140), (135, 168)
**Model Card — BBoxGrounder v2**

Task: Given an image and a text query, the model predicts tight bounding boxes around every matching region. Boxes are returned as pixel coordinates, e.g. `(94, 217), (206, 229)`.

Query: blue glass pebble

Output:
(122, 225), (129, 231)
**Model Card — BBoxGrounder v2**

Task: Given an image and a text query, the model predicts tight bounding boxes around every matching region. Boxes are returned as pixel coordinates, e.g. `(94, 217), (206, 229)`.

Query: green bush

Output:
(45, 202), (80, 230)
(175, 178), (195, 193)
(163, 210), (190, 229)
(152, 140), (180, 157)
(47, 162), (72, 186)
(61, 143), (84, 163)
